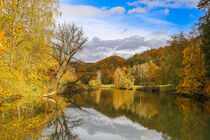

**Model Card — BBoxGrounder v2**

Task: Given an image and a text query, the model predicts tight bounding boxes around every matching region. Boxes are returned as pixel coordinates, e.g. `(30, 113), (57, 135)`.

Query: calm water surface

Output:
(43, 89), (210, 140)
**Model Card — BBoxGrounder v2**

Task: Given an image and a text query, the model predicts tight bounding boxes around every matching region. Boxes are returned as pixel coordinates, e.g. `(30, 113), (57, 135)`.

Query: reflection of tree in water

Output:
(44, 110), (83, 140)
(175, 97), (209, 140)
(0, 90), (86, 140)
(41, 96), (85, 140)
(71, 89), (210, 140)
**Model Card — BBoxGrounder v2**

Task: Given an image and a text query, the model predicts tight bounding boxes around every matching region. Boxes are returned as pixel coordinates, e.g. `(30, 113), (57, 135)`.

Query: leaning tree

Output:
(51, 23), (88, 90)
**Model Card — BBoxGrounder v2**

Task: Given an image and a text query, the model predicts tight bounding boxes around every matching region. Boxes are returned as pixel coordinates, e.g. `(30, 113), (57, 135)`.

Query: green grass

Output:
(133, 85), (144, 90)
(157, 84), (174, 88)
(100, 84), (174, 91)
(101, 84), (114, 88)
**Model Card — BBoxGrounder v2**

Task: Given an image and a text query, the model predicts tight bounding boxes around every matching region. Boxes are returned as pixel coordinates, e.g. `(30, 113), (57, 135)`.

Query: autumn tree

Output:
(130, 62), (160, 86)
(129, 64), (143, 85)
(0, 29), (9, 101)
(177, 39), (206, 95)
(0, 0), (60, 105)
(0, 0), (59, 85)
(164, 32), (188, 85)
(198, 0), (210, 78)
(0, 29), (7, 54)
(51, 23), (88, 90)
(89, 71), (102, 88)
(114, 67), (134, 89)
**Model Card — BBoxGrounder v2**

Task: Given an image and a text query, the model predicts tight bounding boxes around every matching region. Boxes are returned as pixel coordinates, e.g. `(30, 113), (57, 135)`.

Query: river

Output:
(42, 89), (210, 140)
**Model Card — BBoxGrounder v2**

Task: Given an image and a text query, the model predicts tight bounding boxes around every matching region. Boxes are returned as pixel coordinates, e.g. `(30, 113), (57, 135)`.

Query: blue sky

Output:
(58, 0), (202, 61)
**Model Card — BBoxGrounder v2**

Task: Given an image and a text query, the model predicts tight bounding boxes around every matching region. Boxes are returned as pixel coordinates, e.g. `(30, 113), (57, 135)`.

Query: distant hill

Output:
(127, 47), (169, 67)
(73, 56), (127, 84)
(72, 48), (168, 84)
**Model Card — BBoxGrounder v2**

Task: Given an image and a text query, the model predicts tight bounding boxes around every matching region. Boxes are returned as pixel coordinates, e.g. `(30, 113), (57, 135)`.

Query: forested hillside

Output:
(73, 56), (127, 84)
(73, 31), (209, 96)
(125, 33), (209, 96)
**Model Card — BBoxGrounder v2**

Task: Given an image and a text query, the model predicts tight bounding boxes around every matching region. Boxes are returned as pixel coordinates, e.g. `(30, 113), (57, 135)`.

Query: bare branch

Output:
(49, 23), (88, 90)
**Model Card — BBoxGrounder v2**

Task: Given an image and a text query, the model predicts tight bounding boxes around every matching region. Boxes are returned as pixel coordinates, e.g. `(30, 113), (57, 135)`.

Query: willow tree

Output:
(51, 23), (88, 90)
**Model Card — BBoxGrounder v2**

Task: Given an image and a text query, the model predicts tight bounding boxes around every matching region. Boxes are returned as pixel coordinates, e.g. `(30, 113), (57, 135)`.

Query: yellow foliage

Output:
(0, 1), (65, 139)
(60, 67), (77, 83)
(89, 71), (102, 88)
(0, 0), (60, 102)
(0, 115), (48, 139)
(89, 79), (101, 88)
(114, 67), (135, 89)
(130, 62), (160, 85)
(177, 39), (206, 95)
(0, 30), (8, 54)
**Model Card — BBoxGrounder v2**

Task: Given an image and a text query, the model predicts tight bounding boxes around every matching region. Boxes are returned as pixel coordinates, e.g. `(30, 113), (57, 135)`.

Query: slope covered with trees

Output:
(126, 34), (209, 96)
(73, 56), (127, 84)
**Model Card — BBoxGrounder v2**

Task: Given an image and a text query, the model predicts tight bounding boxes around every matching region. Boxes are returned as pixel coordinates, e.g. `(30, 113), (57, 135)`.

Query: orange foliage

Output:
(0, 30), (8, 54)
(177, 39), (206, 95)
(74, 56), (127, 84)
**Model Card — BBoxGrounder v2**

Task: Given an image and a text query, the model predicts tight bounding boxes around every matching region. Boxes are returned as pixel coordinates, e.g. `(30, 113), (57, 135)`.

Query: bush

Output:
(89, 80), (101, 89)
(114, 67), (134, 89)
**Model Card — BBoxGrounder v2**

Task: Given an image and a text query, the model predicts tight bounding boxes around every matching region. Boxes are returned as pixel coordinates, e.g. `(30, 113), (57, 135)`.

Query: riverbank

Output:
(99, 84), (210, 100)
(101, 84), (174, 92)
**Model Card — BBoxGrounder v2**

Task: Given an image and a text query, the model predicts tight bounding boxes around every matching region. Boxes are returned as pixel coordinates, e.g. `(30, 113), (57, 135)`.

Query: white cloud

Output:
(60, 4), (125, 18)
(61, 5), (104, 17)
(127, 0), (199, 9)
(59, 4), (176, 40)
(107, 6), (126, 14)
(58, 14), (159, 40)
(127, 1), (139, 6)
(58, 3), (177, 62)
(128, 7), (146, 14)
(76, 36), (167, 61)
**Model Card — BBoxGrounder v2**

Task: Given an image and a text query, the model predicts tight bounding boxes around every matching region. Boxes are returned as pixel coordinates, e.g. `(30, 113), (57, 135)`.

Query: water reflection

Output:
(64, 108), (163, 140)
(0, 100), (49, 140)
(69, 89), (210, 140)
(41, 108), (82, 140)
(1, 89), (209, 140)
(40, 96), (83, 140)
(0, 95), (79, 140)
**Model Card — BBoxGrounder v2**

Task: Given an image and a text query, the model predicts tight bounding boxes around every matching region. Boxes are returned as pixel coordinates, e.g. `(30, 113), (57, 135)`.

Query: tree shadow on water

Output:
(40, 95), (87, 140)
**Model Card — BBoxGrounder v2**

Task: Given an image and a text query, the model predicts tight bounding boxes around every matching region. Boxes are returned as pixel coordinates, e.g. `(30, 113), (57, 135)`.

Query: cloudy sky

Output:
(58, 0), (202, 62)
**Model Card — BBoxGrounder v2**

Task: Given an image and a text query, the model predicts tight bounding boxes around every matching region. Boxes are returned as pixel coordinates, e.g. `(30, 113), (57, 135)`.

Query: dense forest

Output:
(74, 32), (209, 96)
(127, 34), (209, 95)
(73, 56), (127, 84)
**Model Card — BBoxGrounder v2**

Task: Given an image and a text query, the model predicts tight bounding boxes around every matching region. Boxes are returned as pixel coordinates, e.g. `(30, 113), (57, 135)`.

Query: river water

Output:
(42, 89), (210, 140)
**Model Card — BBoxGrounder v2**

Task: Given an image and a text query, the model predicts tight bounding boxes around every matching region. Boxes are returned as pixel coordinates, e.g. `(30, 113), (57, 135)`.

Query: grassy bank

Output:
(134, 84), (175, 92)
(101, 84), (114, 88)
(99, 84), (174, 92)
